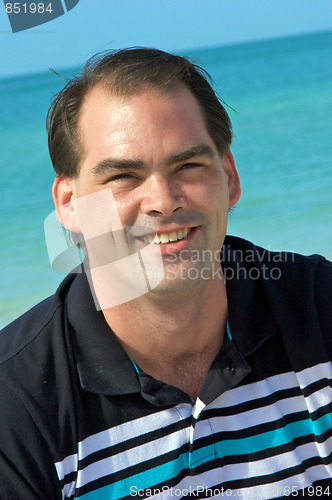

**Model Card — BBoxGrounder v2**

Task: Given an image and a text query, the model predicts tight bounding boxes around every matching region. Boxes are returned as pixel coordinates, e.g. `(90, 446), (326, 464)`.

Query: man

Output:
(0, 48), (331, 499)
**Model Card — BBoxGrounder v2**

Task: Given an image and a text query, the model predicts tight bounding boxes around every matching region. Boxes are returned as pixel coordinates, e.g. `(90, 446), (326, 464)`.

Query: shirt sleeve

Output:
(0, 378), (62, 500)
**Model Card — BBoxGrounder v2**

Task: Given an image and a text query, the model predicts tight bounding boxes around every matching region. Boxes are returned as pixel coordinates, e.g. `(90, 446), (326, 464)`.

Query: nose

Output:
(140, 174), (187, 216)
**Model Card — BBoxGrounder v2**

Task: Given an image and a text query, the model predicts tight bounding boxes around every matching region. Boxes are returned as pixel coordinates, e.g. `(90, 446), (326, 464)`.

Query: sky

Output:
(1, 0), (332, 79)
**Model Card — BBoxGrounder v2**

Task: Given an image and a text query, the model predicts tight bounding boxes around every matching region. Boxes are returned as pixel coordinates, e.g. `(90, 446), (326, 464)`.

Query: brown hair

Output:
(47, 47), (233, 178)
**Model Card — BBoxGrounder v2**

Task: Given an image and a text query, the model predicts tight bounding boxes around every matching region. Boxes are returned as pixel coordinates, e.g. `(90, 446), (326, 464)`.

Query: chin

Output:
(150, 260), (212, 295)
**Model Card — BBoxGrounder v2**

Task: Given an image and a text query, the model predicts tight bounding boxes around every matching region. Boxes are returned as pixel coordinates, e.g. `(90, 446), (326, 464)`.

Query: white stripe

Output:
(192, 398), (205, 420)
(78, 404), (191, 461)
(61, 480), (76, 499)
(190, 398), (206, 444)
(296, 361), (332, 389)
(208, 362), (332, 410)
(55, 452), (78, 481)
(305, 386), (332, 413)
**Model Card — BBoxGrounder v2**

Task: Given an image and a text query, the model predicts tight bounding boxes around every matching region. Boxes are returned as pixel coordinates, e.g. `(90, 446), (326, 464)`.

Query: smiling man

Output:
(0, 48), (332, 499)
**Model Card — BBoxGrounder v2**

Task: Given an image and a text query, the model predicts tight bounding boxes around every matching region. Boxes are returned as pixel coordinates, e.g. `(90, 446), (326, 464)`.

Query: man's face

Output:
(58, 85), (240, 296)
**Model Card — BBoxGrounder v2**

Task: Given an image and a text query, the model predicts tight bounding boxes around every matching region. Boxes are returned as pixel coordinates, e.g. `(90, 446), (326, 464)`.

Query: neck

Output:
(102, 275), (228, 400)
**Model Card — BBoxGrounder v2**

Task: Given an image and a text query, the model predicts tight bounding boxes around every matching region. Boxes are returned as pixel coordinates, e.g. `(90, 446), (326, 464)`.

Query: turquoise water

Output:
(1, 31), (332, 328)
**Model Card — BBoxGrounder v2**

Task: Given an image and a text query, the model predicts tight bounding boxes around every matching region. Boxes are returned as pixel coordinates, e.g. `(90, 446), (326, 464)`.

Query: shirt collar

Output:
(65, 272), (140, 396)
(222, 235), (279, 357)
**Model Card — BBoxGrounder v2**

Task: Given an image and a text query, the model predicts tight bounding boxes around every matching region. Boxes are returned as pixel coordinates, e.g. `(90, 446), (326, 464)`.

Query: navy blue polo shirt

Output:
(0, 236), (332, 499)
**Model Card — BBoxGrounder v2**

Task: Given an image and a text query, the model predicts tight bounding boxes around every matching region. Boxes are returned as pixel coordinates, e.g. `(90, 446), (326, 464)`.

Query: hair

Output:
(47, 47), (233, 178)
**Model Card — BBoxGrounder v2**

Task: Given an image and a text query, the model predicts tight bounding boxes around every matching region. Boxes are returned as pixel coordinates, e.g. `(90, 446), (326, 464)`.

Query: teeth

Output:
(143, 228), (191, 244)
(159, 234), (169, 244)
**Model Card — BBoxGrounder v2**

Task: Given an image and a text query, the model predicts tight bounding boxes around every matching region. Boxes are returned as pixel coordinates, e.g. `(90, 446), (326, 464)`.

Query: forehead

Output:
(77, 85), (215, 161)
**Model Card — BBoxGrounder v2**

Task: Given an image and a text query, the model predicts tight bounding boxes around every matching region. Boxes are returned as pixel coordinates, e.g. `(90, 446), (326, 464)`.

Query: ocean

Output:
(1, 31), (331, 328)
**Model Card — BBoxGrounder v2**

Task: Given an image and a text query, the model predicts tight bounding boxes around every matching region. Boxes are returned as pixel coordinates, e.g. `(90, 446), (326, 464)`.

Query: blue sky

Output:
(1, 0), (331, 79)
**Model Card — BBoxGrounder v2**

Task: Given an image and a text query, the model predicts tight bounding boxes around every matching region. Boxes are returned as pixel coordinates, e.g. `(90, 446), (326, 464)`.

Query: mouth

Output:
(142, 227), (193, 245)
(129, 226), (199, 255)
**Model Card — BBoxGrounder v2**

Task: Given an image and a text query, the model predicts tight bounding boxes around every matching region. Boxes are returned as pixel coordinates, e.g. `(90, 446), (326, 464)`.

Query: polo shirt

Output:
(0, 236), (332, 499)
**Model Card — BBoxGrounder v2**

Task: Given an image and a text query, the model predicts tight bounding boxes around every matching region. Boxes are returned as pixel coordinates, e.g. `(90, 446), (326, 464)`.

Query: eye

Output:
(178, 162), (203, 172)
(104, 173), (136, 183)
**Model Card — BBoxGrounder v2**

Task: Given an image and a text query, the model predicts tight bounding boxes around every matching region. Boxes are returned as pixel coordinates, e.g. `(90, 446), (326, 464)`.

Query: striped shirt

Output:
(0, 236), (331, 499)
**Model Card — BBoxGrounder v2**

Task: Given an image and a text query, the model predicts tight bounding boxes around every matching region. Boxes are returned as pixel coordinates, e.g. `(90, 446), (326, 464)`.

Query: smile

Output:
(143, 228), (192, 245)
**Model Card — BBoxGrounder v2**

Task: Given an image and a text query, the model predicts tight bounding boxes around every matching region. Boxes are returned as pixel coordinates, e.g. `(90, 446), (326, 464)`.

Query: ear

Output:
(222, 150), (241, 207)
(52, 176), (82, 233)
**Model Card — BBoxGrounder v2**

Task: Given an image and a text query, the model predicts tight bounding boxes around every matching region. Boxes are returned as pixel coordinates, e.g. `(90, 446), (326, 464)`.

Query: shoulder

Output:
(0, 295), (58, 365)
(224, 234), (331, 278)
(0, 274), (79, 496)
(224, 235), (332, 365)
(0, 273), (76, 367)
(224, 235), (332, 297)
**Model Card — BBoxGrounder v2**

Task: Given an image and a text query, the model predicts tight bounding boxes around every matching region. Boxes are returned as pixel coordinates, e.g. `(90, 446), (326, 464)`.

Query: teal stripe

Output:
(130, 359), (140, 373)
(226, 319), (232, 341)
(191, 411), (332, 467)
(76, 412), (332, 498)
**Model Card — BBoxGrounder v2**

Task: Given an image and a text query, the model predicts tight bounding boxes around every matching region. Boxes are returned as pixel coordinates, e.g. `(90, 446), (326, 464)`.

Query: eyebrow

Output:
(164, 144), (216, 166)
(92, 144), (217, 176)
(92, 158), (144, 176)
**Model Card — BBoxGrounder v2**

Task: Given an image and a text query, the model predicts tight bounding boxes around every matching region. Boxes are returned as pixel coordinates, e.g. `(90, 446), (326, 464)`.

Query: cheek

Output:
(185, 177), (229, 211)
(213, 175), (230, 212)
(113, 192), (142, 227)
